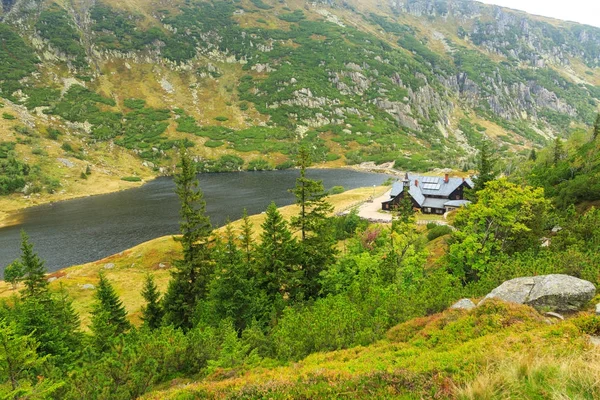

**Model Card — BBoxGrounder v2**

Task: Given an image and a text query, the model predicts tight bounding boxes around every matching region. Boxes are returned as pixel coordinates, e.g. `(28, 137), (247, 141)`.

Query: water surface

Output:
(0, 169), (389, 273)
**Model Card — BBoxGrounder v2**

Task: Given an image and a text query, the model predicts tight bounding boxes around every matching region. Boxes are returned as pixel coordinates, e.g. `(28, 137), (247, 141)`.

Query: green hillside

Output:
(0, 0), (599, 204)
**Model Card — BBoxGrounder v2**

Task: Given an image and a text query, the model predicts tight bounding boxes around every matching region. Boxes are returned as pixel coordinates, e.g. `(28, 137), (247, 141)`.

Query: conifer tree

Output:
(209, 222), (254, 332)
(594, 113), (600, 141)
(553, 137), (564, 165)
(90, 273), (131, 350)
(529, 148), (537, 161)
(395, 186), (415, 225)
(240, 208), (254, 265)
(141, 274), (163, 330)
(19, 231), (48, 298)
(162, 147), (213, 330)
(0, 320), (62, 397)
(256, 202), (298, 302)
(290, 146), (336, 299)
(472, 139), (496, 195)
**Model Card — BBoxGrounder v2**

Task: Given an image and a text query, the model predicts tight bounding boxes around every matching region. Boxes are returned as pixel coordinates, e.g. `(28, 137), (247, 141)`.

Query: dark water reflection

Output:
(0, 169), (389, 273)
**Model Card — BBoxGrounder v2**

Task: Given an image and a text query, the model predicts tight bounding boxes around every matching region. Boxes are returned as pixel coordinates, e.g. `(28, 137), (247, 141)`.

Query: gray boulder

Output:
(450, 298), (476, 310)
(596, 304), (600, 315)
(480, 274), (595, 312)
(81, 284), (95, 290)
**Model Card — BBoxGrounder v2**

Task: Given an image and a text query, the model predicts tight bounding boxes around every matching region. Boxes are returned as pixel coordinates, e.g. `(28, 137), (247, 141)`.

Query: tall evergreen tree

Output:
(529, 148), (537, 161)
(394, 186), (415, 225)
(209, 222), (254, 332)
(594, 113), (600, 141)
(553, 136), (564, 165)
(240, 208), (254, 265)
(256, 202), (299, 303)
(472, 139), (496, 195)
(162, 147), (213, 330)
(290, 146), (336, 299)
(90, 273), (131, 350)
(141, 274), (163, 330)
(19, 231), (48, 298)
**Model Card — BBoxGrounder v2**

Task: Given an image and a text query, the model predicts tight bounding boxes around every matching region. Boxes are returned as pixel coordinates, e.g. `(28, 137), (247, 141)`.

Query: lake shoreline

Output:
(0, 177), (152, 229)
(0, 163), (405, 230)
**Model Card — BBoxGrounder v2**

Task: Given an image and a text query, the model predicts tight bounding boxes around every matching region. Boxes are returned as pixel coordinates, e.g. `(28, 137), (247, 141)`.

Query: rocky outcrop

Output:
(450, 298), (476, 310)
(480, 274), (596, 312)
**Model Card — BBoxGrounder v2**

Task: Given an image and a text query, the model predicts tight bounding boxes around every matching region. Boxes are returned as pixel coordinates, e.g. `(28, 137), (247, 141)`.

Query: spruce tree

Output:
(553, 137), (564, 165)
(594, 113), (600, 141)
(90, 273), (131, 350)
(19, 231), (48, 298)
(472, 139), (496, 195)
(256, 202), (298, 302)
(290, 146), (336, 299)
(162, 147), (213, 330)
(240, 208), (254, 265)
(209, 222), (254, 332)
(141, 274), (163, 330)
(395, 186), (415, 225)
(529, 148), (537, 161)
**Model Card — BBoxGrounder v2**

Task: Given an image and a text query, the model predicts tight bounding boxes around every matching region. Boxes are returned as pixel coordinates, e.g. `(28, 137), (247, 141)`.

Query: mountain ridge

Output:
(0, 0), (599, 202)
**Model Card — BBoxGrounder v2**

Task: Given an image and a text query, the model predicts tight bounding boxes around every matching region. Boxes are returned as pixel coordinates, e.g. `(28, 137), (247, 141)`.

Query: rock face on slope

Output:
(480, 274), (596, 312)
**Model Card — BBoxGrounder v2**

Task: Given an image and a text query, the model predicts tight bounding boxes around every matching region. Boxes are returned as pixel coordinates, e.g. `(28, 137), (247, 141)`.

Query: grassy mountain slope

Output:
(141, 300), (600, 399)
(0, 0), (599, 203)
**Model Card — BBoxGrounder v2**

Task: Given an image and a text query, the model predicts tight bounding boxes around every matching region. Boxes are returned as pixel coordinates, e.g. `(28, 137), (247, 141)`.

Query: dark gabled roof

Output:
(389, 174), (473, 205)
(444, 199), (471, 207)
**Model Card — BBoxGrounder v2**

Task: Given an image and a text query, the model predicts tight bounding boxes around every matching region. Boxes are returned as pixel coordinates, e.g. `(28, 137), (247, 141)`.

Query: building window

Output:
(424, 207), (431, 213)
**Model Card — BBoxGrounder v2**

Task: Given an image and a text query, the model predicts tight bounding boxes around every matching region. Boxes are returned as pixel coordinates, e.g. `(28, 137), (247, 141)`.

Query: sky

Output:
(478, 0), (600, 28)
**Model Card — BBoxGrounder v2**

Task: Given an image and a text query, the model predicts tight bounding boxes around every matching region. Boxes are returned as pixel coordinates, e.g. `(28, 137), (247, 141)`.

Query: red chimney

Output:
(444, 173), (449, 183)
(462, 177), (465, 182)
(414, 179), (418, 187)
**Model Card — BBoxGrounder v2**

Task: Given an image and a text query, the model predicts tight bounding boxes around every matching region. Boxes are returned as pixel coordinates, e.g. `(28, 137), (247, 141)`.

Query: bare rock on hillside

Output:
(450, 298), (476, 310)
(480, 274), (595, 312)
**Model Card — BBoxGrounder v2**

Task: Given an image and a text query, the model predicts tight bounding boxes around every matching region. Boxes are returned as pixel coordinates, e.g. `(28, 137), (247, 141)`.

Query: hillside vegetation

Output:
(1, 133), (600, 397)
(0, 0), (599, 206)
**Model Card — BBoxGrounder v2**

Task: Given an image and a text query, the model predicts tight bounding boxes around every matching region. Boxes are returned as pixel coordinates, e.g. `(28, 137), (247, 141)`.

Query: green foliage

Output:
(3, 261), (24, 290)
(141, 274), (163, 330)
(250, 0), (273, 10)
(162, 148), (213, 330)
(426, 224), (452, 241)
(290, 147), (337, 299)
(0, 320), (62, 397)
(278, 10), (305, 22)
(330, 185), (344, 195)
(448, 179), (550, 283)
(90, 273), (131, 351)
(36, 5), (87, 68)
(0, 23), (39, 101)
(19, 231), (48, 298)
(120, 176), (141, 182)
(123, 98), (146, 109)
(2, 113), (15, 120)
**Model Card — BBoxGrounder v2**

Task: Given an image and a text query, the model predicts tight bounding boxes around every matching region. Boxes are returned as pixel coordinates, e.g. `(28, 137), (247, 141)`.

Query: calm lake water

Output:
(0, 169), (389, 273)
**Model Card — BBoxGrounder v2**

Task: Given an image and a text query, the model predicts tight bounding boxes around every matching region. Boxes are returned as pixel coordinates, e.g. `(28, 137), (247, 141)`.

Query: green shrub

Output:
(61, 143), (74, 152)
(204, 140), (224, 148)
(120, 176), (142, 182)
(326, 153), (341, 162)
(123, 98), (146, 109)
(2, 113), (15, 120)
(427, 225), (453, 241)
(247, 158), (273, 171)
(275, 160), (295, 170)
(47, 128), (62, 140)
(215, 116), (229, 122)
(330, 185), (345, 195)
